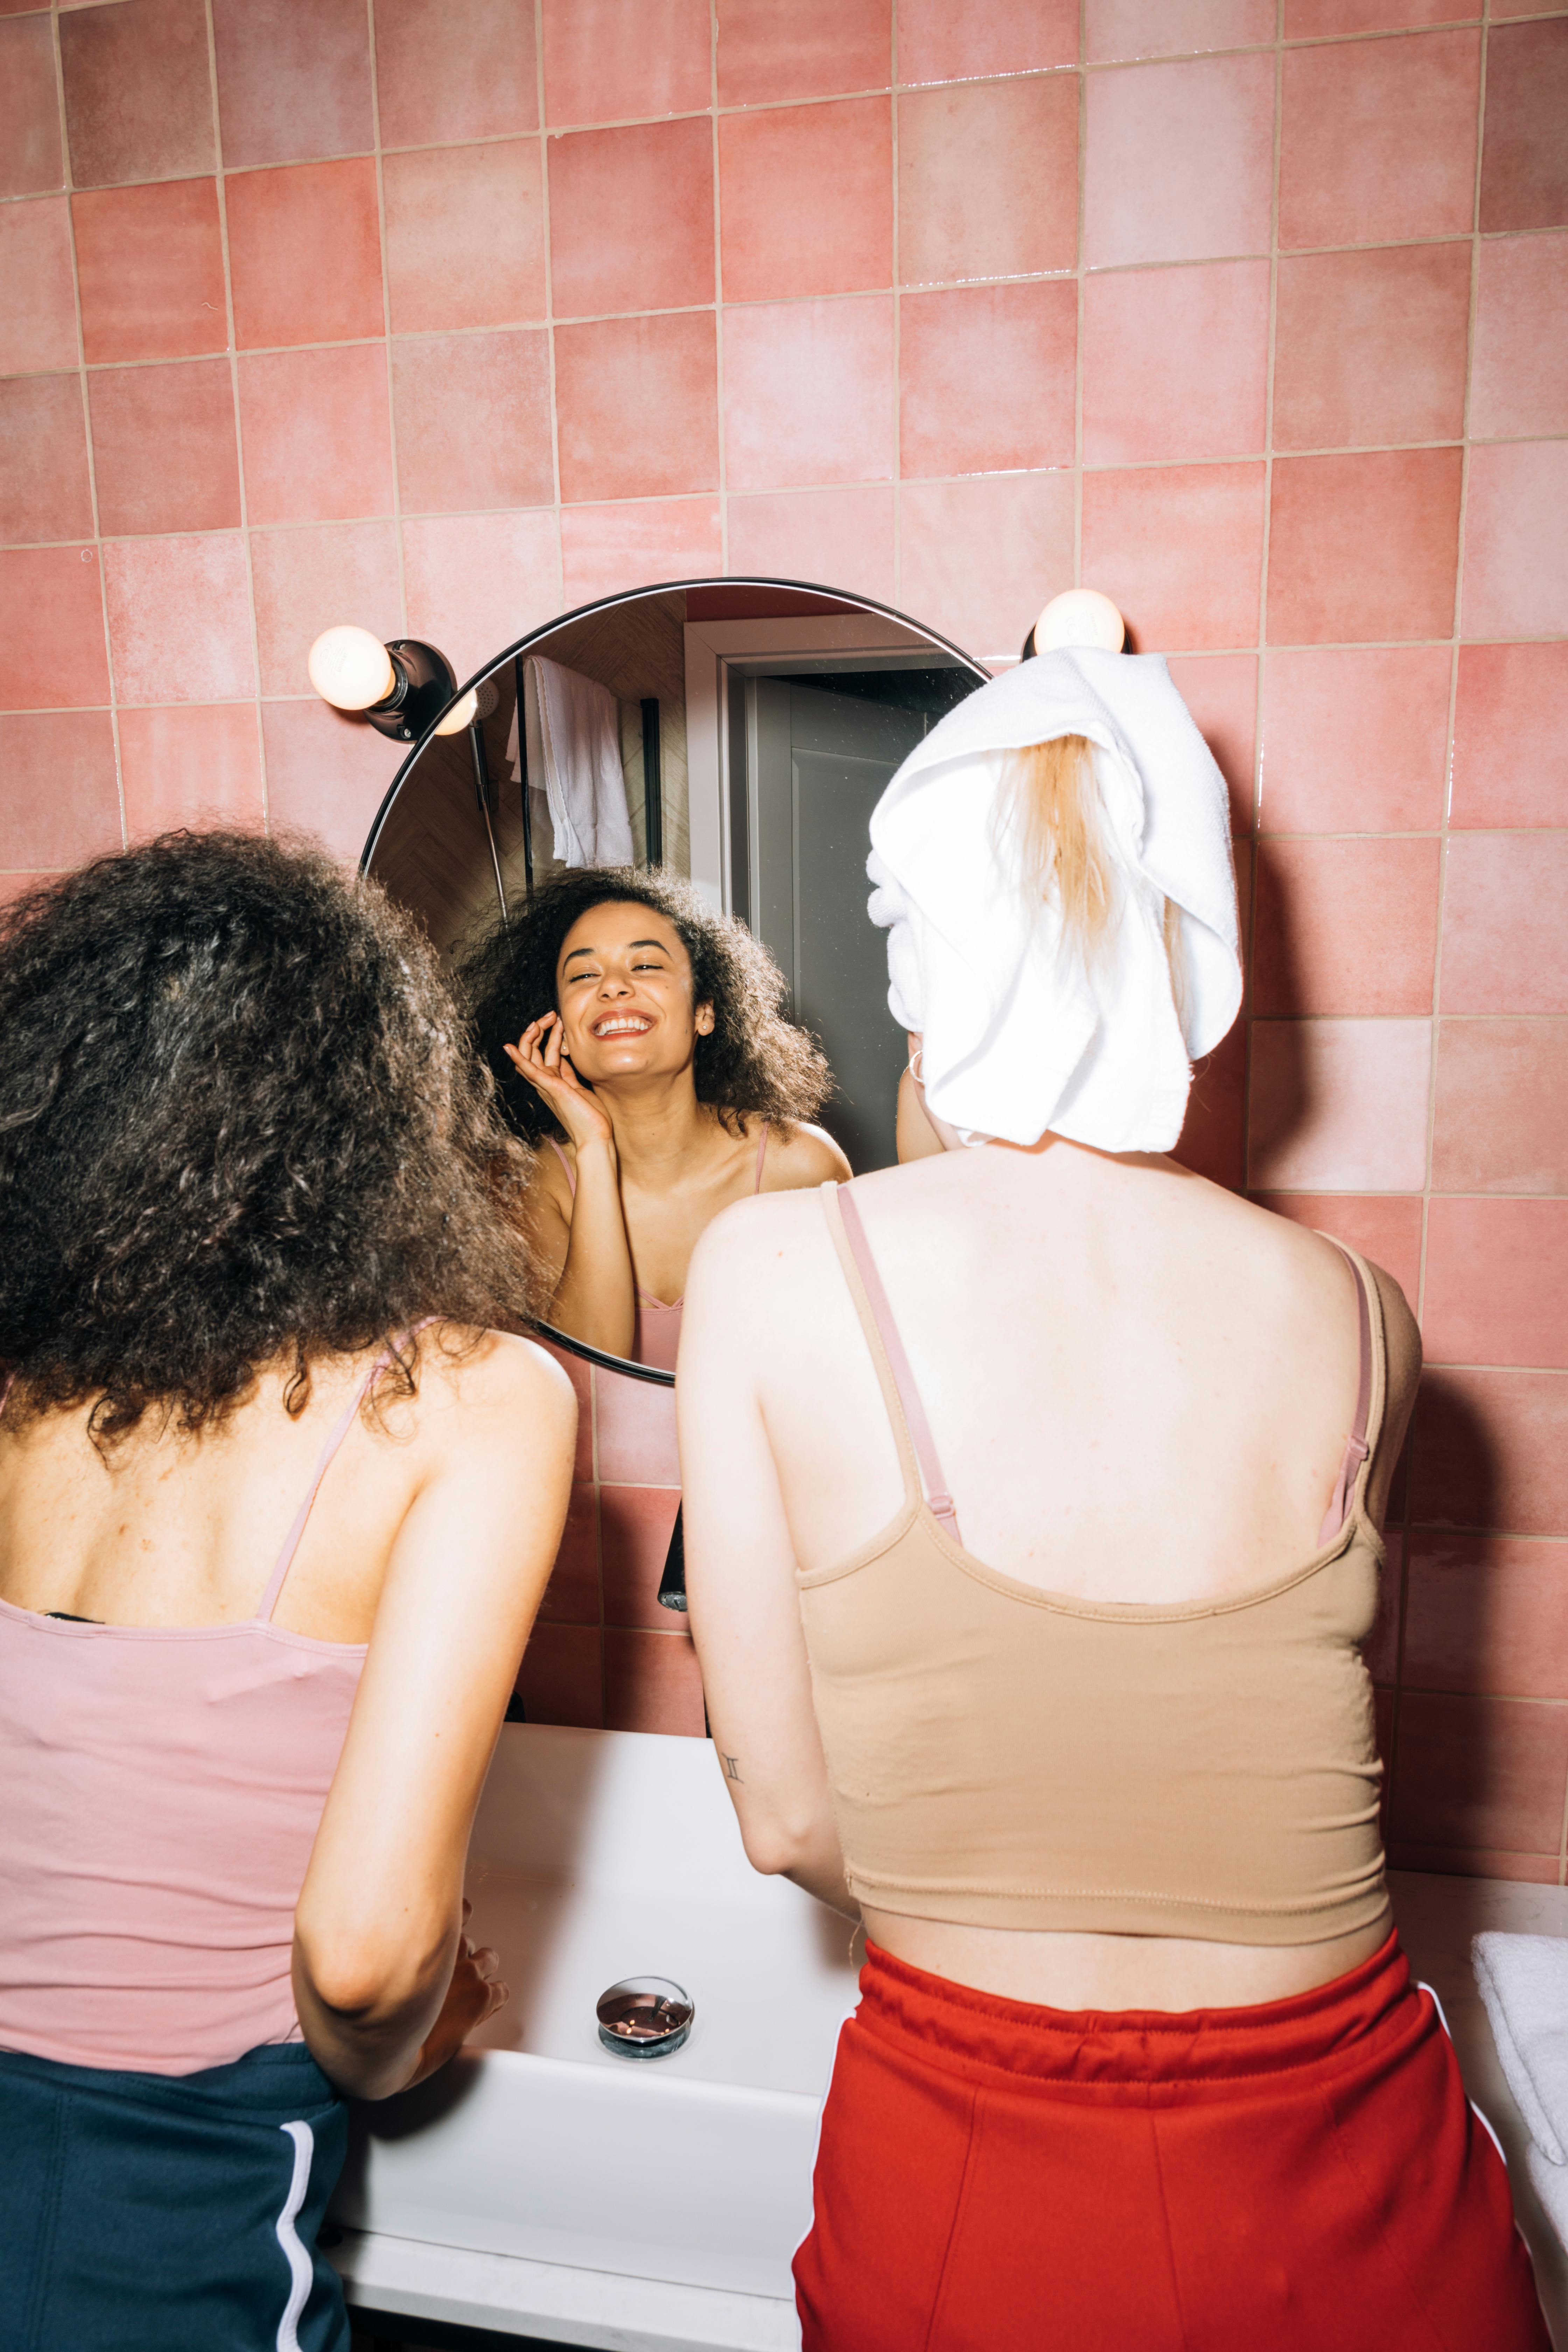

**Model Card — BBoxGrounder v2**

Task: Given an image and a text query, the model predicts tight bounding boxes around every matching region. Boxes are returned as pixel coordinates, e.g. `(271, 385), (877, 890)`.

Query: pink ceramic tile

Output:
(552, 118), (714, 318)
(226, 160), (384, 350)
(1253, 836), (1441, 1018)
(1405, 1537), (1568, 1700)
(898, 75), (1077, 285)
(88, 360), (240, 540)
(537, 1483), (600, 1624)
(1279, 32), (1480, 251)
(1440, 834), (1568, 1017)
(259, 694), (404, 866)
(1260, 648), (1450, 835)
(1247, 1016), (1432, 1190)
(384, 142), (546, 336)
(1254, 1192), (1423, 1303)
(1480, 19), (1568, 236)
(72, 179), (227, 365)
(1080, 462), (1266, 652)
(718, 0), (889, 106)
(375, 0), (538, 148)
(1272, 243), (1470, 452)
(594, 1364), (681, 1484)
(0, 15), (63, 198)
(1083, 51), (1274, 269)
(0, 376), (92, 546)
(1087, 0), (1273, 63)
(541, 0), (711, 128)
(1171, 1018), (1247, 1189)
(1450, 644), (1568, 831)
(1473, 231), (1568, 448)
(602, 1484), (683, 1629)
(0, 198), (79, 376)
(1461, 441), (1568, 642)
(1412, 1366), (1568, 1535)
(1433, 1020), (1568, 1198)
(1424, 1197), (1568, 1369)
(1389, 1844), (1560, 1883)
(1081, 260), (1268, 465)
(237, 345), (395, 528)
(59, 0), (213, 185)
(560, 499), (723, 606)
(518, 1623), (603, 1726)
(0, 546), (110, 710)
(392, 331), (553, 514)
(901, 280), (1076, 477)
(248, 521), (402, 698)
(603, 1625), (705, 1735)
(211, 0), (372, 170)
(556, 313), (719, 503)
(899, 469), (1075, 661)
(118, 702), (265, 839)
(1287, 0), (1472, 29)
(897, 0), (1077, 83)
(0, 710), (119, 867)
(103, 533), (255, 706)
(721, 296), (893, 492)
(1391, 1692), (1568, 1854)
(1164, 653), (1257, 832)
(400, 509), (562, 690)
(1266, 449), (1463, 644)
(726, 486), (895, 605)
(719, 98), (890, 304)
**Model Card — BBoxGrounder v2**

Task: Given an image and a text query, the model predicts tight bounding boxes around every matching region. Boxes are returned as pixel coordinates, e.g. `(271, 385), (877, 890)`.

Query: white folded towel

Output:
(1473, 1930), (1568, 2248)
(866, 646), (1241, 1153)
(506, 654), (634, 870)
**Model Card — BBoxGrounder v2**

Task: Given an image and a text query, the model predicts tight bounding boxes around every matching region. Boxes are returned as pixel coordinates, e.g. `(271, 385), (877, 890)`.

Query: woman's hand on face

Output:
(504, 1014), (615, 1154)
(403, 1904), (507, 2088)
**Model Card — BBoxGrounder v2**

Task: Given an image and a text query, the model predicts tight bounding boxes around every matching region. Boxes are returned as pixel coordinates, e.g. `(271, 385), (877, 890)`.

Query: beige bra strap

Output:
(1318, 1242), (1381, 1545)
(820, 1183), (922, 1507)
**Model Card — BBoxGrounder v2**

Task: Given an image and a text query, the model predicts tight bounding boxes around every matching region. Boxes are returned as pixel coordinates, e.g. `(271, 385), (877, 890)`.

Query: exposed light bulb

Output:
(432, 687), (479, 736)
(308, 624), (397, 711)
(1032, 589), (1126, 655)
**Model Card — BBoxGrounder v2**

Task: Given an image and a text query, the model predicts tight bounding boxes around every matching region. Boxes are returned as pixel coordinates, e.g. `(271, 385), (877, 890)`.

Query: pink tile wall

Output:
(0, 3), (1564, 1842)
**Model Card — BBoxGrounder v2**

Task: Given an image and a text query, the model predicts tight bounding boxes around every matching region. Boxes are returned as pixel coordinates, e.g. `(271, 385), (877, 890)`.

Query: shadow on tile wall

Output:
(1, 0), (1565, 1876)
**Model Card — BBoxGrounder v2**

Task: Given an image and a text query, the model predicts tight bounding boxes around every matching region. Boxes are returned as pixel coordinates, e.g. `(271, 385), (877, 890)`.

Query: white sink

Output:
(332, 1726), (859, 2306)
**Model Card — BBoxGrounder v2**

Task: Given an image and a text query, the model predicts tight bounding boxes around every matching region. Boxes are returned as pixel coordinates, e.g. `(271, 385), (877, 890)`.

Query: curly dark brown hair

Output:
(0, 831), (541, 1444)
(459, 867), (831, 1145)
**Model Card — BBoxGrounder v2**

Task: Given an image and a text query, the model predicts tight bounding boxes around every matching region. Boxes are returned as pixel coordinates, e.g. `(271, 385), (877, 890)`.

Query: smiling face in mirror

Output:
(554, 902), (715, 1090)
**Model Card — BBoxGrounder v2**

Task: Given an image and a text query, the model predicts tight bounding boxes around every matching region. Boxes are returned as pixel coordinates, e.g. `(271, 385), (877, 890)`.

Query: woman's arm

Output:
(506, 1017), (637, 1359)
(678, 1211), (855, 1920)
(292, 1333), (577, 2100)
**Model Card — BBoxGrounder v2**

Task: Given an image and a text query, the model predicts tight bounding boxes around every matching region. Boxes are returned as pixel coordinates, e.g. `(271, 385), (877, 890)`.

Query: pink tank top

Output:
(0, 1360), (390, 2077)
(549, 1122), (769, 1375)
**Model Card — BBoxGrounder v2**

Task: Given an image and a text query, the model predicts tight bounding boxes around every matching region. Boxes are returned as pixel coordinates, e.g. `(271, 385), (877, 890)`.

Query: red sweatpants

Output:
(794, 1934), (1548, 2351)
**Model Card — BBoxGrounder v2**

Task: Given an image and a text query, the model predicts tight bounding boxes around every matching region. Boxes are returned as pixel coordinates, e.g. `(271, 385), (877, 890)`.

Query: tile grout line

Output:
(534, 0), (566, 620)
(710, 0), (726, 577)
(1243, 8), (1285, 1208)
(1072, 0), (1086, 589)
(890, 2), (900, 610)
(367, 0), (413, 676)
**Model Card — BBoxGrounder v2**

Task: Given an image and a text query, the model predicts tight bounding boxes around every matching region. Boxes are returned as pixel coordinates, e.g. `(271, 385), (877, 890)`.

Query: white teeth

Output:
(595, 1017), (650, 1036)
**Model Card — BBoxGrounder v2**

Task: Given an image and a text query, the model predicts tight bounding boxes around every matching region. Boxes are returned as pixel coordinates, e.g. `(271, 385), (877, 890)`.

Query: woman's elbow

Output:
(294, 1917), (451, 2029)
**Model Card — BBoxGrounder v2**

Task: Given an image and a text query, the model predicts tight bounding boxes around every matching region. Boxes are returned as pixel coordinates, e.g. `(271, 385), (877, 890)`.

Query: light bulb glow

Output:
(1033, 589), (1126, 656)
(432, 687), (479, 736)
(308, 625), (397, 712)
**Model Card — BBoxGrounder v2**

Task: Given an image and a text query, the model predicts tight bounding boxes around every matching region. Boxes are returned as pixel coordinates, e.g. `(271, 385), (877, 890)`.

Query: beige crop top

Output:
(796, 1184), (1393, 1949)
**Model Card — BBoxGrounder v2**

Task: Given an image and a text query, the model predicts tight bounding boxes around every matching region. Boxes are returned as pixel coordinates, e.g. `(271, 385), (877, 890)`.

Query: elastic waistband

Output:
(856, 1931), (1423, 2093)
(0, 2038), (338, 2119)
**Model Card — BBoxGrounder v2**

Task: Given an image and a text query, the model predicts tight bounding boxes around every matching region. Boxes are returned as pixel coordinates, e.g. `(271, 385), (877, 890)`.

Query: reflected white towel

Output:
(866, 647), (1241, 1153)
(505, 654), (633, 869)
(1473, 1930), (1568, 2248)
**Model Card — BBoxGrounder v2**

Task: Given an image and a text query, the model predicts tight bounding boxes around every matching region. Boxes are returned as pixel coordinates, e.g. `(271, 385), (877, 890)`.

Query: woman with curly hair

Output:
(0, 832), (576, 2352)
(463, 868), (849, 1370)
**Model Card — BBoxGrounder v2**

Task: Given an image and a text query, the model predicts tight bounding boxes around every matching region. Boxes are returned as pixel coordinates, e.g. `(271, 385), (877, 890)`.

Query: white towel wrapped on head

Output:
(505, 654), (634, 870)
(1473, 1931), (1568, 2249)
(867, 646), (1242, 1153)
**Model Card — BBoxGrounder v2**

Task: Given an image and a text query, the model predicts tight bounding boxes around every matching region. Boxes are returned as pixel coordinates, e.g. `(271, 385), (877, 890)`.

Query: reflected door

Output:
(744, 679), (926, 1174)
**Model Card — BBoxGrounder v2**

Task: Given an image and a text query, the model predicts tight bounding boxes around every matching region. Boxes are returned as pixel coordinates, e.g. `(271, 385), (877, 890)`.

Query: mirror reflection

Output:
(363, 582), (986, 1380)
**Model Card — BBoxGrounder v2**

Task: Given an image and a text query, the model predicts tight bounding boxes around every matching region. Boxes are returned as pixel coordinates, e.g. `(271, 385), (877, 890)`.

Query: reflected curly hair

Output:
(0, 831), (540, 1444)
(459, 867), (831, 1145)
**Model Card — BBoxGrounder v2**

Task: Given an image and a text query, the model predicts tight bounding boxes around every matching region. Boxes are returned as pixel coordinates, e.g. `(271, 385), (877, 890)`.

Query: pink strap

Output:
(548, 1136), (576, 1197)
(257, 1330), (426, 1623)
(836, 1189), (961, 1542)
(753, 1121), (769, 1194)
(1318, 1246), (1374, 1546)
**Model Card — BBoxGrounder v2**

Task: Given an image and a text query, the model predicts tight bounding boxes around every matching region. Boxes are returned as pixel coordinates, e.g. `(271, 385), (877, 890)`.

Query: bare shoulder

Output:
(407, 1326), (576, 1459)
(761, 1120), (852, 1186)
(687, 1182), (835, 1301)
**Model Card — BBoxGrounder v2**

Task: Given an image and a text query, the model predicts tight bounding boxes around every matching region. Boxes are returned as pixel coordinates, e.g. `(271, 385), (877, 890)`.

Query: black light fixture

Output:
(307, 625), (476, 744)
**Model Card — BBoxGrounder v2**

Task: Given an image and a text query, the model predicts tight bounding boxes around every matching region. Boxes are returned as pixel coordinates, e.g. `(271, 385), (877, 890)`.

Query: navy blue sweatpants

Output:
(0, 2040), (350, 2352)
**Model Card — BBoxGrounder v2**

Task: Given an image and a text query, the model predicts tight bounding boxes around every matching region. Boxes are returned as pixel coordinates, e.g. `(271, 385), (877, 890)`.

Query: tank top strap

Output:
(548, 1135), (576, 1197)
(1318, 1241), (1379, 1546)
(822, 1184), (962, 1541)
(256, 1326), (428, 1624)
(752, 1121), (770, 1194)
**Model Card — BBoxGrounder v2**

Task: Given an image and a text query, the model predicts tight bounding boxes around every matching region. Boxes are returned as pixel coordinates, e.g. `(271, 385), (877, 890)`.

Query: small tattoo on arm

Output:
(723, 1754), (744, 1783)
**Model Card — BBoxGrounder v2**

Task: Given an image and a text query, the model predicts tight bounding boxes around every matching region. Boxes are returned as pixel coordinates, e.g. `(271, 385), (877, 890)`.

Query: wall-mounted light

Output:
(307, 624), (476, 742)
(1023, 589), (1127, 660)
